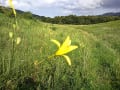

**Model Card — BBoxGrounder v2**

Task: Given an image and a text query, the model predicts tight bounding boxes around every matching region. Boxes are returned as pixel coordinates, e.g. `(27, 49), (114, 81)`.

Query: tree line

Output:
(40, 15), (120, 25)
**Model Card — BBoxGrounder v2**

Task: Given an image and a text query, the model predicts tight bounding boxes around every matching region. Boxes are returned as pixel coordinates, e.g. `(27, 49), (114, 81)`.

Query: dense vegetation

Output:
(1, 6), (120, 25)
(0, 8), (120, 90)
(51, 15), (120, 24)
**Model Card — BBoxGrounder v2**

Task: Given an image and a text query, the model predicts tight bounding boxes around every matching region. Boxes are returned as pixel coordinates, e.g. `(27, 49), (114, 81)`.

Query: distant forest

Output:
(0, 6), (120, 25)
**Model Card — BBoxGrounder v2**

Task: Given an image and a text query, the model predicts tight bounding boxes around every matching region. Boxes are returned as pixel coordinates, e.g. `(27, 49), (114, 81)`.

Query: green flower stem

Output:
(48, 54), (55, 59)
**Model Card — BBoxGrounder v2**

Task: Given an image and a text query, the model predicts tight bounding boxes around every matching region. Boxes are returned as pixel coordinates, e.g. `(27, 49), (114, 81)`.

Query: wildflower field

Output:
(0, 1), (120, 89)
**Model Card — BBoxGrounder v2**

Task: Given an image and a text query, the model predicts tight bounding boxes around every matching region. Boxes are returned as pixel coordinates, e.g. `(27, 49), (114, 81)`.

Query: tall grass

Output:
(0, 13), (120, 90)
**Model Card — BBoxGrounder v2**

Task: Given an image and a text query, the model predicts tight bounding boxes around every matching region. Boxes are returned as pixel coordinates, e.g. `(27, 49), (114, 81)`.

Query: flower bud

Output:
(9, 32), (13, 38)
(16, 37), (21, 45)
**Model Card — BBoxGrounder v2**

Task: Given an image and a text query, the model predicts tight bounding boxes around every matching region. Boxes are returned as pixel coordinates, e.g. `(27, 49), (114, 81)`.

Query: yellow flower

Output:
(16, 37), (21, 45)
(51, 36), (78, 66)
(8, 0), (16, 17)
(9, 32), (13, 38)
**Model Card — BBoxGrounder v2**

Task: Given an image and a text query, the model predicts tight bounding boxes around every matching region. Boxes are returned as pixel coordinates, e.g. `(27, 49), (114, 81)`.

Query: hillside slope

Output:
(0, 14), (120, 89)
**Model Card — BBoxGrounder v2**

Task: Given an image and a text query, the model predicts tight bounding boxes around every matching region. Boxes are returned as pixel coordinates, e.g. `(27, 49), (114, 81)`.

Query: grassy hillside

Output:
(0, 14), (120, 90)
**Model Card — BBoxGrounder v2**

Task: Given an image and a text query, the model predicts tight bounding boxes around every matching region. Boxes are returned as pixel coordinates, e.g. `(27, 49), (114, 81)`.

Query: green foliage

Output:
(50, 15), (120, 25)
(0, 11), (120, 90)
(0, 6), (14, 17)
(21, 11), (33, 19)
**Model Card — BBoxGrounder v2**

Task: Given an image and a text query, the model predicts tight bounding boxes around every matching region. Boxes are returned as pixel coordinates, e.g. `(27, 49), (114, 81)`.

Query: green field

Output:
(0, 14), (120, 90)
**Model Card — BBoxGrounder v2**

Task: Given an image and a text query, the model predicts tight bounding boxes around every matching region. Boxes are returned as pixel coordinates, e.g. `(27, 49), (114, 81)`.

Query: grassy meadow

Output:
(0, 13), (120, 90)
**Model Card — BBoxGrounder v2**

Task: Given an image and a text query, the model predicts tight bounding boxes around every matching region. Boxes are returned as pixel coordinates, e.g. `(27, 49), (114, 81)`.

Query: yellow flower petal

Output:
(60, 36), (71, 49)
(56, 45), (78, 55)
(65, 45), (78, 53)
(62, 55), (71, 66)
(51, 39), (61, 48)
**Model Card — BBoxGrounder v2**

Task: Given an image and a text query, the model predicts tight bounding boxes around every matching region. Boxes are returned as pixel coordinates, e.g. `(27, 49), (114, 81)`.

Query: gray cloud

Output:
(60, 0), (120, 16)
(60, 0), (120, 11)
(102, 0), (120, 9)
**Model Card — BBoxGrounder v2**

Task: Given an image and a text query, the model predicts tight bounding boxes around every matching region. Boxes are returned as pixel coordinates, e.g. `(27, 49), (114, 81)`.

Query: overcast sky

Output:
(1, 0), (120, 17)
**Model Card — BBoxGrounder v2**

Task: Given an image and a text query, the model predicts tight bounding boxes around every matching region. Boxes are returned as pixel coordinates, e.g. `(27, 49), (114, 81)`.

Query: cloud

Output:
(101, 0), (120, 9)
(3, 0), (103, 9)
(58, 0), (103, 10)
(3, 0), (55, 10)
(56, 0), (120, 15)
(1, 0), (120, 17)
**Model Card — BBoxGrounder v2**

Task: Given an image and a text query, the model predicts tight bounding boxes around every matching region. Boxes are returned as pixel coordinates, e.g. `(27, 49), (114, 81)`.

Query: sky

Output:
(1, 0), (120, 17)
